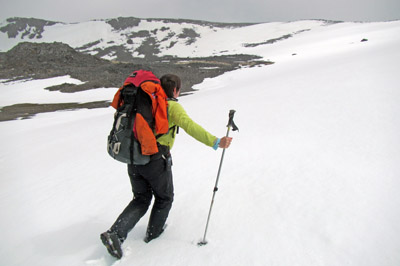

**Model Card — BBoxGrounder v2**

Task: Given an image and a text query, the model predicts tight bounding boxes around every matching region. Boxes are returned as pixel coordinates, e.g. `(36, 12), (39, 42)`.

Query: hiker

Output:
(101, 73), (232, 259)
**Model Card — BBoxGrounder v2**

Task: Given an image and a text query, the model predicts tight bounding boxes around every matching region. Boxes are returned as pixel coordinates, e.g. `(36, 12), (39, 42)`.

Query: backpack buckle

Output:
(113, 142), (121, 154)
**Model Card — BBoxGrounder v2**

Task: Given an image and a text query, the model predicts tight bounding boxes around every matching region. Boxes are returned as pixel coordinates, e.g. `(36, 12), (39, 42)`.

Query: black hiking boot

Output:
(100, 231), (123, 259)
(144, 224), (167, 243)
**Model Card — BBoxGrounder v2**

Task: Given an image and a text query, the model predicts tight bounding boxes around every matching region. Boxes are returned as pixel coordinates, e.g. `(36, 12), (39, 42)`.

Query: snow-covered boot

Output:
(144, 224), (167, 243)
(100, 231), (123, 259)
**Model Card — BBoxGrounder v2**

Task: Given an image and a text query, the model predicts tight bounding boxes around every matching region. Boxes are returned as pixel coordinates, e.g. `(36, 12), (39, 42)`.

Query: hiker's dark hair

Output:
(160, 74), (181, 98)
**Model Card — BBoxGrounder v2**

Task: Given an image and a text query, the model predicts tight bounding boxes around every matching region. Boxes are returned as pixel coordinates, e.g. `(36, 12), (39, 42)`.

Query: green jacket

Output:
(157, 100), (218, 150)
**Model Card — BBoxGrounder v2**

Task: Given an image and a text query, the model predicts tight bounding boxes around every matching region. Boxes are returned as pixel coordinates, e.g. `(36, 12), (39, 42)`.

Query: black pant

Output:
(110, 156), (174, 242)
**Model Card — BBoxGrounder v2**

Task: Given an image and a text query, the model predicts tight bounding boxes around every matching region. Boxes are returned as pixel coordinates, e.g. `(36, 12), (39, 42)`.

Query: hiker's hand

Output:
(219, 137), (232, 148)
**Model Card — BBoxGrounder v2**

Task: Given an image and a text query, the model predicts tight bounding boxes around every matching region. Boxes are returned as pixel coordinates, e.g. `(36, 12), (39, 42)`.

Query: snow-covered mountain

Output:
(1, 17), (400, 266)
(1, 17), (334, 61)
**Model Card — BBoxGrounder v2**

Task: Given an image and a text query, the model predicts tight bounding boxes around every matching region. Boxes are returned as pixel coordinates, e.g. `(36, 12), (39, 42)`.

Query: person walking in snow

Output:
(101, 74), (233, 259)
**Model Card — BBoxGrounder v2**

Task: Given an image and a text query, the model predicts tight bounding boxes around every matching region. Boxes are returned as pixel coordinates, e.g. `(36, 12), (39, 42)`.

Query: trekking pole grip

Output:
(227, 109), (239, 132)
(228, 110), (235, 128)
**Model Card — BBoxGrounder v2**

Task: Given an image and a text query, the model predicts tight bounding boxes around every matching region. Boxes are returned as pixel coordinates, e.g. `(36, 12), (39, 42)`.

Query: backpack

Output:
(107, 70), (169, 165)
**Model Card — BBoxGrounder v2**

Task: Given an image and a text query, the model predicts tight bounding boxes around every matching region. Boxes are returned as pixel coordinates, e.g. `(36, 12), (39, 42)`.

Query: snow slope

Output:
(1, 20), (400, 266)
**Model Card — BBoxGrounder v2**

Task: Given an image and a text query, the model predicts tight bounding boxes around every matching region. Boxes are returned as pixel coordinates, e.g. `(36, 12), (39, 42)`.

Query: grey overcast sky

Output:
(0, 0), (399, 23)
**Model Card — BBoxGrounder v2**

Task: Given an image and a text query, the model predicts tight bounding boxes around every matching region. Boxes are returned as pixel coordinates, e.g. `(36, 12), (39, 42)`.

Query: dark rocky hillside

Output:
(1, 42), (142, 91)
(0, 42), (272, 121)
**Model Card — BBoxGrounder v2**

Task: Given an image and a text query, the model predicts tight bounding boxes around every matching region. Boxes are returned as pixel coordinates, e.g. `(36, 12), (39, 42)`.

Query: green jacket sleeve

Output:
(158, 101), (217, 150)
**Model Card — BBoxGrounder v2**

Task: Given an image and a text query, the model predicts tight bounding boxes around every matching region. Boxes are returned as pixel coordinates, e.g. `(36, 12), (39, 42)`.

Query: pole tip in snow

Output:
(197, 240), (208, 246)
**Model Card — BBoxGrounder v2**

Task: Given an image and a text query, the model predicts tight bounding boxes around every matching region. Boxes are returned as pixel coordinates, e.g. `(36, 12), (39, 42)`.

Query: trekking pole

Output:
(198, 110), (239, 246)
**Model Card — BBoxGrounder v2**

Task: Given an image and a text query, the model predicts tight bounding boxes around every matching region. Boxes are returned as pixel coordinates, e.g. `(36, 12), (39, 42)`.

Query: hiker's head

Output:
(160, 74), (181, 98)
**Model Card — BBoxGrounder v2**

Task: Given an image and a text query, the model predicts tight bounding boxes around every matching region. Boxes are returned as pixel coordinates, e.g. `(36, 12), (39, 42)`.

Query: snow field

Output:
(1, 20), (400, 266)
